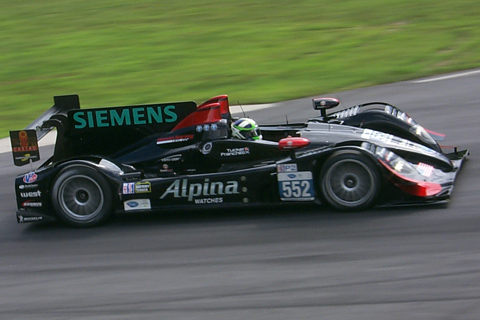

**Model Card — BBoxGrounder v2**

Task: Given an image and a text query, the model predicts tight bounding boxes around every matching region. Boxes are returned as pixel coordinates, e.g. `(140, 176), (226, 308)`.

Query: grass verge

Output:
(1, 0), (480, 137)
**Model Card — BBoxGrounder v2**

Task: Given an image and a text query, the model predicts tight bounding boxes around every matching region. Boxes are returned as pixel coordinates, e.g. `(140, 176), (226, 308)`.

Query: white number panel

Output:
(278, 171), (315, 201)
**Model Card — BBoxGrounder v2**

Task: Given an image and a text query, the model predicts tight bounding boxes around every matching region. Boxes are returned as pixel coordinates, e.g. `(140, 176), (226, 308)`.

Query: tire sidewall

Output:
(319, 150), (382, 211)
(51, 165), (113, 227)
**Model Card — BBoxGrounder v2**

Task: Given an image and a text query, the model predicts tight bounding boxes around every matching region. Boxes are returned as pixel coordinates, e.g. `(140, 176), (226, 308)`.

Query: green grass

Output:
(2, 0), (480, 137)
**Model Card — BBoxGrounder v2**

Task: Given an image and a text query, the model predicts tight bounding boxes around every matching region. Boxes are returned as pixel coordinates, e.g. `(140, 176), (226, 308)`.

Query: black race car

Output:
(10, 94), (468, 227)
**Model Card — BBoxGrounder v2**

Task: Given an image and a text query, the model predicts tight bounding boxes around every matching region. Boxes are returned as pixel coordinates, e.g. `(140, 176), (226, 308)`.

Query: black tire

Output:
(319, 151), (381, 211)
(51, 165), (113, 227)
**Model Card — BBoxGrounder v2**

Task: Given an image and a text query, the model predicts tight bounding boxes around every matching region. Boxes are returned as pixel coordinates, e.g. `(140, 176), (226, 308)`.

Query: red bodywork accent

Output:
(396, 180), (443, 197)
(199, 95), (231, 120)
(278, 137), (310, 150)
(171, 95), (231, 131)
(171, 103), (221, 131)
(425, 128), (446, 140)
(379, 160), (442, 197)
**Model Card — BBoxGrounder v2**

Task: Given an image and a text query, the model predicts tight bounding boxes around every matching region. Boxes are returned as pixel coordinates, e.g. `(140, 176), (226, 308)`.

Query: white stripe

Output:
(413, 69), (480, 83)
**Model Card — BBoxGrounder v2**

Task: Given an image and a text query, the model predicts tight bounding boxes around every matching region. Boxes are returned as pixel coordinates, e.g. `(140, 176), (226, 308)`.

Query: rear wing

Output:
(11, 94), (234, 166)
(26, 94), (80, 140)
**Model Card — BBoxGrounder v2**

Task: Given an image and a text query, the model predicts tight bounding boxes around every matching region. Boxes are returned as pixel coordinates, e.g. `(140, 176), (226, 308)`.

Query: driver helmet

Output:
(231, 118), (262, 140)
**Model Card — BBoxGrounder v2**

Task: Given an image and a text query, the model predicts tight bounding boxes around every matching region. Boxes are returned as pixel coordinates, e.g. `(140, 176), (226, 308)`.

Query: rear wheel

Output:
(320, 151), (381, 211)
(51, 165), (113, 227)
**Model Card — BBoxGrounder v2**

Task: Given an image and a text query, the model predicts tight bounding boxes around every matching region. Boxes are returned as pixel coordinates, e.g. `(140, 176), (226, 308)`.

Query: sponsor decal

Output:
(194, 198), (224, 204)
(71, 105), (178, 129)
(220, 147), (250, 157)
(22, 201), (43, 208)
(18, 184), (39, 190)
(124, 199), (151, 211)
(19, 154), (33, 162)
(123, 182), (152, 194)
(157, 134), (194, 145)
(277, 164), (298, 173)
(201, 142), (213, 155)
(10, 130), (40, 166)
(17, 215), (43, 223)
(12, 146), (38, 152)
(160, 164), (173, 173)
(23, 172), (38, 184)
(123, 183), (135, 194)
(20, 190), (42, 198)
(160, 178), (239, 202)
(417, 162), (434, 177)
(361, 129), (393, 144)
(278, 171), (315, 201)
(134, 182), (151, 193)
(160, 154), (183, 162)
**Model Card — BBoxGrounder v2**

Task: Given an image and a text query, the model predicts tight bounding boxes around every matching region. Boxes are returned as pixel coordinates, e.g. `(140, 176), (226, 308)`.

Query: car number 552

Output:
(278, 172), (315, 201)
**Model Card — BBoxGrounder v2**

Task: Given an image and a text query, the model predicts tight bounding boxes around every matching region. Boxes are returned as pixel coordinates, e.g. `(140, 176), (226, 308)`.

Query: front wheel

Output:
(319, 151), (381, 211)
(51, 165), (113, 227)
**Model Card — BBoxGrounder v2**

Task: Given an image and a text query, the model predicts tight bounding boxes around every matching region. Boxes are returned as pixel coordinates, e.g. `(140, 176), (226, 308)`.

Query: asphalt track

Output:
(1, 70), (479, 320)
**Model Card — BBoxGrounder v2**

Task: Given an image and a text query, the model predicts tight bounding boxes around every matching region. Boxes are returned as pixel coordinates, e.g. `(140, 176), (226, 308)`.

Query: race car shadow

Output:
(108, 202), (444, 228)
(20, 202), (447, 234)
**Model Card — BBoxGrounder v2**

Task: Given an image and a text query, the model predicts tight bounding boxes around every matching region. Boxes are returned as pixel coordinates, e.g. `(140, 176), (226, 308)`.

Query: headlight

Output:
(365, 143), (418, 176)
(409, 124), (436, 146)
(362, 142), (442, 197)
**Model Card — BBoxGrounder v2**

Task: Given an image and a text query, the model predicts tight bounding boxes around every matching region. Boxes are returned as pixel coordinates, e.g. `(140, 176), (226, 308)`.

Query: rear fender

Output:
(52, 158), (128, 212)
(54, 158), (125, 182)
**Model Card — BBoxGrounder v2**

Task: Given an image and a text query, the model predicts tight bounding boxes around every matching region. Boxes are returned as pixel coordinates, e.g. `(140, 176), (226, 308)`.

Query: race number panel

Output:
(278, 172), (314, 201)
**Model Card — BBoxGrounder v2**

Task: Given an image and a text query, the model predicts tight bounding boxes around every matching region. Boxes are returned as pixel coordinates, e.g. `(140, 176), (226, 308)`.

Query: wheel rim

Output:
(324, 159), (376, 207)
(57, 174), (105, 221)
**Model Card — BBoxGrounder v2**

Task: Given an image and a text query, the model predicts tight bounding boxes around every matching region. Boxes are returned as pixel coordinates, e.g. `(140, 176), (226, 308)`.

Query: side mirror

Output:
(312, 97), (339, 119)
(312, 97), (340, 110)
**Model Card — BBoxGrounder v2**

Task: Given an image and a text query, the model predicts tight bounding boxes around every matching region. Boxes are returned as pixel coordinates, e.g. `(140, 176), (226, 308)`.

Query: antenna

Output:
(236, 101), (246, 118)
(285, 115), (289, 124)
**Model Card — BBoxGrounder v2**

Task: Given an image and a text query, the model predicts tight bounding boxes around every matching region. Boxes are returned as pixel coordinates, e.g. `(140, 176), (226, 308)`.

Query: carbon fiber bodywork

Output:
(13, 95), (468, 226)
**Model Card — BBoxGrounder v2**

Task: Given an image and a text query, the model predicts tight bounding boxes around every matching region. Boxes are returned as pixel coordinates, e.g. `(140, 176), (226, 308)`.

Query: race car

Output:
(10, 94), (468, 227)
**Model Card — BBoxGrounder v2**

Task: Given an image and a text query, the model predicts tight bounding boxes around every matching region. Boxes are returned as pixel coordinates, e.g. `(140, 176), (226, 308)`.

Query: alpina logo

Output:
(160, 179), (239, 201)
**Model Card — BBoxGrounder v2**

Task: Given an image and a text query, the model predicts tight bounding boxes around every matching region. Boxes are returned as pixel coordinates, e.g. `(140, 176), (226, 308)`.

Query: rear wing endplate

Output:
(9, 94), (80, 166)
(26, 94), (80, 140)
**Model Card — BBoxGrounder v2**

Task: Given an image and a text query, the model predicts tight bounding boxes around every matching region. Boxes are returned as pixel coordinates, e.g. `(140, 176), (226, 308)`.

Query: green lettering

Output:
(147, 107), (163, 124)
(96, 110), (109, 127)
(73, 112), (87, 129)
(110, 109), (131, 126)
(132, 108), (146, 125)
(164, 105), (177, 122)
(87, 111), (94, 128)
